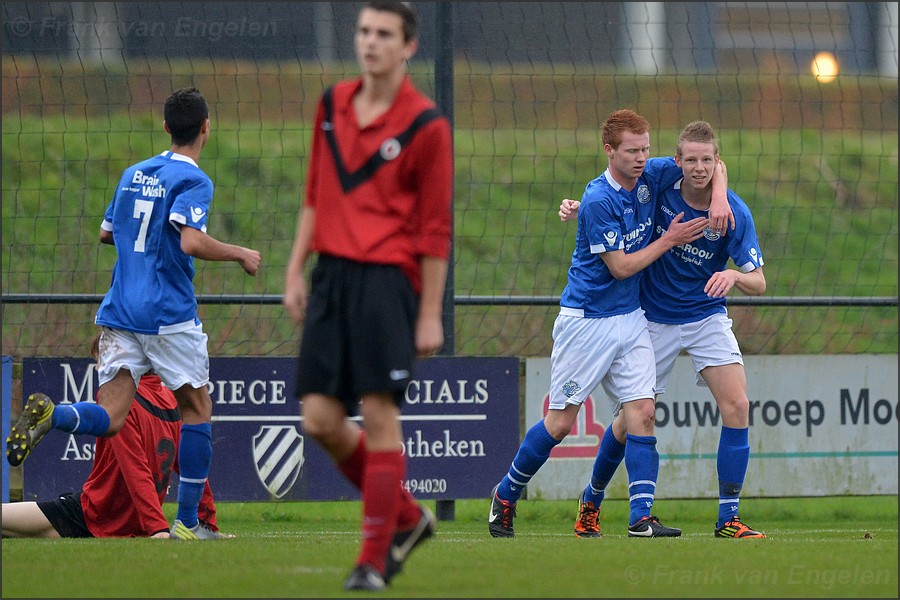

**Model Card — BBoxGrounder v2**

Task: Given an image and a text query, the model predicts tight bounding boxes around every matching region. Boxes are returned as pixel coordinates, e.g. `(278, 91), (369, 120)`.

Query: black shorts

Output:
(37, 491), (93, 538)
(295, 255), (417, 415)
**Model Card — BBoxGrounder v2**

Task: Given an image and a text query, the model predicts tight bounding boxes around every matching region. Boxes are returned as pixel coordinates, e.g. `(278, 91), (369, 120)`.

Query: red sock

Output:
(337, 431), (367, 489)
(358, 450), (406, 572)
(338, 431), (421, 531)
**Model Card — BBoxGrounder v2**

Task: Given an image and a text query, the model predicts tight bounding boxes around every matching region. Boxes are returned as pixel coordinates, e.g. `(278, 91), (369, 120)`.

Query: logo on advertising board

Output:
(252, 425), (304, 498)
(525, 355), (899, 499)
(21, 356), (521, 502)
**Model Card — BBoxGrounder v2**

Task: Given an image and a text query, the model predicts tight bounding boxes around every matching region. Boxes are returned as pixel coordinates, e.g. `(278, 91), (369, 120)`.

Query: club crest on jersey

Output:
(604, 231), (618, 247)
(562, 379), (582, 398)
(380, 138), (401, 160)
(703, 227), (722, 241)
(637, 184), (651, 204)
(321, 121), (333, 131)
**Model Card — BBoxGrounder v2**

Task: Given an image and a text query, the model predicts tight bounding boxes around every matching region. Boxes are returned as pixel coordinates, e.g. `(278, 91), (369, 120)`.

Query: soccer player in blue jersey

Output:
(489, 109), (723, 539)
(560, 121), (767, 539)
(6, 87), (261, 541)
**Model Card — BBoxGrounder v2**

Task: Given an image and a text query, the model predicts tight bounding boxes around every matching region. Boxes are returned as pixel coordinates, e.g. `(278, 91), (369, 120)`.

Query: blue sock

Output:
(584, 426), (625, 506)
(716, 426), (750, 528)
(497, 420), (560, 503)
(51, 403), (110, 436)
(624, 433), (659, 526)
(175, 423), (212, 528)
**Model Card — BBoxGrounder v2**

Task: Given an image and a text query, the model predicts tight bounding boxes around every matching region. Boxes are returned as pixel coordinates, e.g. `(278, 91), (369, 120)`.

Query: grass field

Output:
(1, 495), (896, 598)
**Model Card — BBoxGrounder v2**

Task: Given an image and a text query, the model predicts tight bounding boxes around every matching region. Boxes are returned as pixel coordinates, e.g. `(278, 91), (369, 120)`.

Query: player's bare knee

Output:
(629, 404), (657, 434)
(719, 395), (749, 422)
(173, 386), (213, 421)
(543, 408), (578, 440)
(303, 423), (343, 450)
(544, 421), (570, 440)
(732, 395), (750, 415)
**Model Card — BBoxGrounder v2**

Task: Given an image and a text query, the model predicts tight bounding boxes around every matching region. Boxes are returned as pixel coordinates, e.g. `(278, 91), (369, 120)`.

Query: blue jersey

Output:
(641, 178), (764, 324)
(95, 151), (213, 334)
(559, 158), (681, 317)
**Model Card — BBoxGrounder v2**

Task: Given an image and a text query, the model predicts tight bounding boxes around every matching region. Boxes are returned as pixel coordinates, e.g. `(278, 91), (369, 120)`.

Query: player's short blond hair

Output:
(676, 121), (719, 157)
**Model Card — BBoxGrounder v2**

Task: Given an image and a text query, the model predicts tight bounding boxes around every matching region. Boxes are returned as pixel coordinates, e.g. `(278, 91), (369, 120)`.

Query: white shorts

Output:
(547, 308), (655, 416)
(648, 312), (743, 394)
(97, 325), (210, 391)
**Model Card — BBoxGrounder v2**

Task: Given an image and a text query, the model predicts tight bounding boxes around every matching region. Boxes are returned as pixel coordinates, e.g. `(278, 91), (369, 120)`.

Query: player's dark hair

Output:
(676, 120), (719, 157)
(364, 2), (418, 42)
(602, 109), (650, 150)
(164, 87), (209, 146)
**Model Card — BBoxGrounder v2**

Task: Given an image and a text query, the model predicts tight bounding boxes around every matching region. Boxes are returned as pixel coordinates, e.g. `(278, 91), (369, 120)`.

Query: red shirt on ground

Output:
(80, 375), (217, 537)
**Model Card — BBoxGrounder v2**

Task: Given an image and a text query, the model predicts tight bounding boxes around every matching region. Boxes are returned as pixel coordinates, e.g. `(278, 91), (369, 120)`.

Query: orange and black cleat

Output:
(715, 516), (767, 538)
(574, 490), (602, 538)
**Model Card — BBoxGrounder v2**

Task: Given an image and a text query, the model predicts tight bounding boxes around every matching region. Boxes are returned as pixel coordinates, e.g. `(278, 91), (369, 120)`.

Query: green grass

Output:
(2, 496), (896, 598)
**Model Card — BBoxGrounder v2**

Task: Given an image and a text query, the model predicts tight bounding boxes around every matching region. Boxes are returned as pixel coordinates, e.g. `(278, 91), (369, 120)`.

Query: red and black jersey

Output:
(80, 375), (217, 537)
(305, 76), (453, 294)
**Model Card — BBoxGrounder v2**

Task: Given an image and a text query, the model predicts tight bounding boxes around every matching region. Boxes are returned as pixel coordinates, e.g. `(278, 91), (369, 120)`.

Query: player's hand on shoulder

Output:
(708, 161), (735, 234)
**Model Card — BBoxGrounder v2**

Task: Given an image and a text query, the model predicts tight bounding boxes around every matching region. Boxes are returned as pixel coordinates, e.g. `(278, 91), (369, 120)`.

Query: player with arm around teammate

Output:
(6, 87), (260, 541)
(488, 109), (715, 540)
(561, 121), (767, 539)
